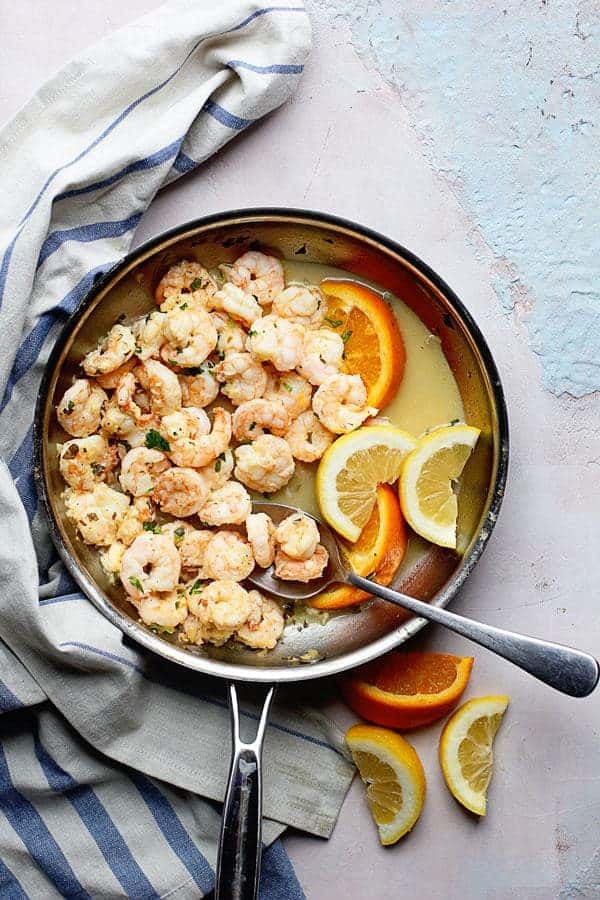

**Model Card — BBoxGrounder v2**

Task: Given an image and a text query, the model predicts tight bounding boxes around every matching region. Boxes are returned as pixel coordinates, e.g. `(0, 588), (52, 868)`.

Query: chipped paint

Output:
(322, 0), (599, 396)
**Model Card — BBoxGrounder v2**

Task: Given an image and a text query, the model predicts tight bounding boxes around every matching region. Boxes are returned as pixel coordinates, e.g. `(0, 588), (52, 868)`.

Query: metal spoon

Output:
(248, 502), (599, 698)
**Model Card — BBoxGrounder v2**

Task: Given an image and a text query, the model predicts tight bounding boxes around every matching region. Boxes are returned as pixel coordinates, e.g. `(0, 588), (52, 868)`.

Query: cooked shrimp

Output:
(297, 328), (344, 386)
(203, 531), (255, 582)
(101, 400), (153, 446)
(161, 520), (195, 547)
(210, 283), (262, 328)
(135, 359), (182, 416)
(284, 410), (334, 462)
(138, 590), (188, 628)
(264, 371), (312, 419)
(271, 283), (325, 328)
(203, 448), (234, 490)
(58, 435), (116, 491)
(198, 481), (252, 526)
(245, 314), (304, 372)
(188, 579), (253, 630)
(57, 379), (107, 437)
(232, 399), (290, 441)
(179, 368), (219, 408)
(100, 540), (126, 581)
(162, 407), (231, 468)
(215, 352), (267, 406)
(179, 529), (214, 575)
(223, 251), (284, 306)
(153, 467), (211, 517)
(212, 311), (247, 354)
(155, 261), (217, 307)
(95, 358), (136, 389)
(116, 496), (154, 546)
(132, 311), (166, 360)
(119, 447), (170, 496)
(274, 544), (329, 582)
(275, 513), (320, 560)
(312, 374), (378, 434)
(63, 483), (130, 546)
(82, 324), (136, 376)
(120, 532), (181, 600)
(182, 614), (233, 647)
(160, 407), (210, 467)
(234, 434), (295, 493)
(160, 306), (218, 369)
(245, 513), (276, 568)
(115, 372), (153, 425)
(236, 591), (284, 650)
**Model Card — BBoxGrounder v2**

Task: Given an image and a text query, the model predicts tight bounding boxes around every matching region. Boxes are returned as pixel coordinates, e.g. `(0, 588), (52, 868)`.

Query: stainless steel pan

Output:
(34, 209), (509, 899)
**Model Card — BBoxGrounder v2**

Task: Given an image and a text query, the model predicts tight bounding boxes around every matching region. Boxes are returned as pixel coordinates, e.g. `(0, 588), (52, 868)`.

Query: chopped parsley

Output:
(341, 330), (353, 344)
(325, 317), (343, 328)
(449, 418), (460, 426)
(248, 421), (256, 431)
(214, 458), (222, 473)
(145, 429), (170, 452)
(66, 400), (75, 413)
(190, 277), (203, 291)
(189, 580), (204, 595)
(134, 344), (142, 354)
(90, 463), (105, 476)
(149, 624), (174, 635)
(168, 359), (179, 368)
(128, 576), (143, 592)
(248, 330), (257, 337)
(179, 302), (188, 310)
(143, 521), (162, 533)
(282, 382), (293, 393)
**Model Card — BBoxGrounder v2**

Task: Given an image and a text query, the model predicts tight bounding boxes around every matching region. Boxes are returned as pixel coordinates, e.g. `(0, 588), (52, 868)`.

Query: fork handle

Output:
(349, 574), (599, 698)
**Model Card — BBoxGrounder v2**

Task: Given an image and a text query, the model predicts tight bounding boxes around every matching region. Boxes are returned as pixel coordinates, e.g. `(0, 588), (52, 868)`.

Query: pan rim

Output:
(33, 206), (509, 683)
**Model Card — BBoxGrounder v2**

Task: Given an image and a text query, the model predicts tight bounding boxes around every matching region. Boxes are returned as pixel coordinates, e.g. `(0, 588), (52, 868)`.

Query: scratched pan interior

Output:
(34, 208), (509, 683)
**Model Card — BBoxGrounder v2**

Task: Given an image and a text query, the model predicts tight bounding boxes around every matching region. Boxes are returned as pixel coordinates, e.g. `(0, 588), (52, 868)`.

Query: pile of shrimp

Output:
(55, 253), (377, 650)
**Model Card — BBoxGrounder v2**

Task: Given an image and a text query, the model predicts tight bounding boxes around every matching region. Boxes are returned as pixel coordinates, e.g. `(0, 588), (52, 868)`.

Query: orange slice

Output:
(321, 279), (405, 409)
(341, 651), (474, 730)
(309, 485), (407, 609)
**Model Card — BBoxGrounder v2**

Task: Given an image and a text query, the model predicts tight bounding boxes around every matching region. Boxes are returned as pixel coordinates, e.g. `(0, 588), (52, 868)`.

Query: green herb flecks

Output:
(325, 317), (343, 328)
(145, 429), (170, 452)
(128, 576), (143, 592)
(143, 521), (162, 534)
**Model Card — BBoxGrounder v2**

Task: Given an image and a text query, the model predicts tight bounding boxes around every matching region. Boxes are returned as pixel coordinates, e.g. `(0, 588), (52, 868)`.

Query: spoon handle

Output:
(349, 574), (599, 698)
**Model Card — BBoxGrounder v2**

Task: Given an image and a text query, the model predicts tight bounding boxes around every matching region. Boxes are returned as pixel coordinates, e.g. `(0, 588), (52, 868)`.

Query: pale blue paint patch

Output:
(323, 0), (599, 396)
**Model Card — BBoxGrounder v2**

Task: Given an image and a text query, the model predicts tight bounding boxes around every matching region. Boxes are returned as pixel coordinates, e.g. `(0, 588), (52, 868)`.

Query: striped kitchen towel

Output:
(0, 2), (355, 896)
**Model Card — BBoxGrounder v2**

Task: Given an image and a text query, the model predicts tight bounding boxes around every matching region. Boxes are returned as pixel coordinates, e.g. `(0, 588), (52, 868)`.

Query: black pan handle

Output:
(215, 682), (275, 900)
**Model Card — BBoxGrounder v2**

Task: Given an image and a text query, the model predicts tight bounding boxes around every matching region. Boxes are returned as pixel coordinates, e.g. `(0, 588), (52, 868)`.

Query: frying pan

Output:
(34, 209), (509, 898)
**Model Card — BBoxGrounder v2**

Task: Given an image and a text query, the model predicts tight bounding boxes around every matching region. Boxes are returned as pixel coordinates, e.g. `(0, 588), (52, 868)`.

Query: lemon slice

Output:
(399, 424), (480, 548)
(316, 426), (417, 542)
(439, 695), (509, 816)
(346, 723), (426, 845)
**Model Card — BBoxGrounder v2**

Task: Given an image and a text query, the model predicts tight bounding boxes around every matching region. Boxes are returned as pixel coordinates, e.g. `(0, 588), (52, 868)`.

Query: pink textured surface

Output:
(2, 2), (599, 896)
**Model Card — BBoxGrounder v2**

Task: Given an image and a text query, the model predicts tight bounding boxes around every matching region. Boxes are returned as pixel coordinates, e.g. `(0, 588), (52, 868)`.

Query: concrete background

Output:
(1, 1), (599, 897)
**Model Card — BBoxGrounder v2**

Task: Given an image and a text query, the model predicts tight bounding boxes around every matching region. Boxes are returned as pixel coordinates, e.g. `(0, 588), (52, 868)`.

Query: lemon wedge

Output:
(316, 426), (416, 542)
(399, 424), (480, 548)
(346, 723), (426, 845)
(439, 695), (509, 816)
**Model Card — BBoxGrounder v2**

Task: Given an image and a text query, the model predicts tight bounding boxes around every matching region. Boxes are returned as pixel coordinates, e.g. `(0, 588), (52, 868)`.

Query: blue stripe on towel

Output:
(33, 733), (160, 900)
(0, 744), (91, 898)
(55, 138), (183, 202)
(37, 213), (142, 270)
(172, 151), (198, 174)
(203, 98), (253, 130)
(228, 59), (304, 74)
(0, 681), (23, 714)
(8, 425), (36, 523)
(0, 857), (27, 900)
(261, 840), (306, 900)
(130, 772), (214, 893)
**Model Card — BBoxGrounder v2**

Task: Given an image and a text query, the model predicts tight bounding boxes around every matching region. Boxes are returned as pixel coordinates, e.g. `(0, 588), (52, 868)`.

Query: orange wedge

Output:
(341, 651), (474, 730)
(321, 279), (405, 409)
(309, 485), (407, 609)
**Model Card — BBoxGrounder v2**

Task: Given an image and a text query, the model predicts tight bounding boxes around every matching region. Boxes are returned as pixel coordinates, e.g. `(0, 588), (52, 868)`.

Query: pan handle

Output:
(215, 682), (275, 900)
